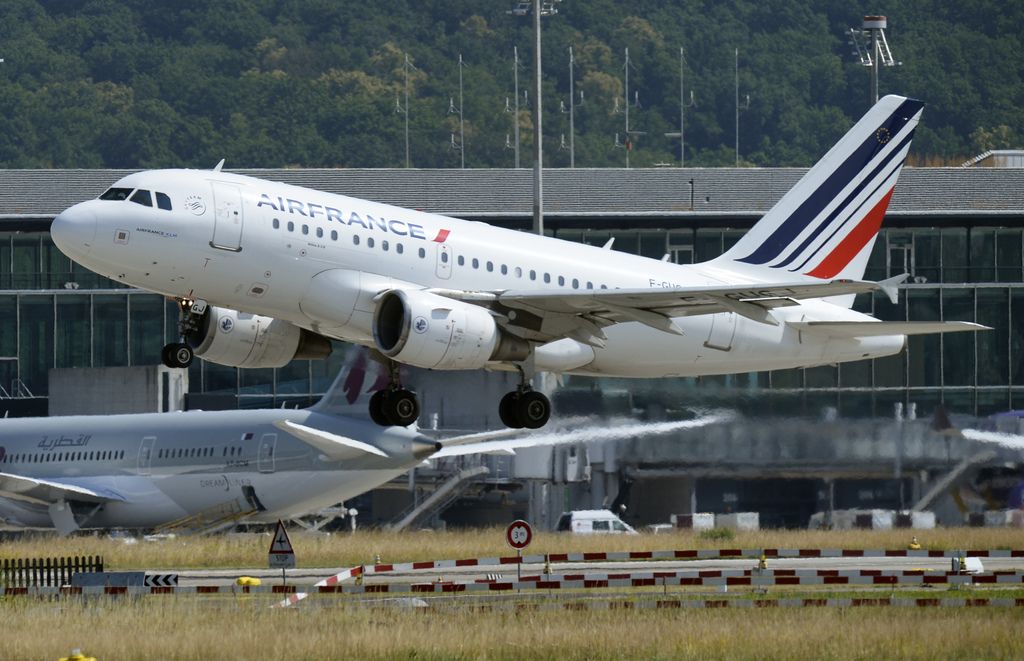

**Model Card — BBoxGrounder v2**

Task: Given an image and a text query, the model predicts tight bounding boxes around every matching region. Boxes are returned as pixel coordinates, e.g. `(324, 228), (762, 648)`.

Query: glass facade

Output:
(0, 231), (345, 405)
(1, 224), (1021, 416)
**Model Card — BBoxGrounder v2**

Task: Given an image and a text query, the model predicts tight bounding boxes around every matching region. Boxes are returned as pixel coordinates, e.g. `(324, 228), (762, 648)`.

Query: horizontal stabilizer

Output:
(273, 420), (389, 460)
(788, 320), (990, 338)
(0, 472), (125, 506)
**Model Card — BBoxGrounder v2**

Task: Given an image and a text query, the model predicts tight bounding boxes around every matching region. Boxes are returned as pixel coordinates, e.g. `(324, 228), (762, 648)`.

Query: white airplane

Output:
(50, 95), (986, 429)
(0, 356), (727, 534)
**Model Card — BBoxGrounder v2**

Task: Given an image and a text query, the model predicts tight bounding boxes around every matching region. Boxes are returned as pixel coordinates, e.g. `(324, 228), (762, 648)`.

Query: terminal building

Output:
(1, 166), (1023, 529)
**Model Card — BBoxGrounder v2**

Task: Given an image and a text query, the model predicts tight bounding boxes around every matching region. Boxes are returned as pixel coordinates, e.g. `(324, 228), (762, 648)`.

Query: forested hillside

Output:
(0, 0), (1020, 169)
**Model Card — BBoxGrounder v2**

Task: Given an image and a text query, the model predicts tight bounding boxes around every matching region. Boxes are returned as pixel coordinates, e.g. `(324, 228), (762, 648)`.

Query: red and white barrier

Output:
(363, 547), (1024, 576)
(6, 568), (1023, 598)
(273, 564), (363, 608)
(407, 596), (1024, 611)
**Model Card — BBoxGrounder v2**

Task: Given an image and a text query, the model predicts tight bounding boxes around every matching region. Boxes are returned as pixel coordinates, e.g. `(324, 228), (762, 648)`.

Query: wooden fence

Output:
(1, 556), (104, 588)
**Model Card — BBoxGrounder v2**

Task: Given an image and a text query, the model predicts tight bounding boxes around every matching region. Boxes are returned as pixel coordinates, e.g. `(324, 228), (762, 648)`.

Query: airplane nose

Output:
(51, 204), (97, 257)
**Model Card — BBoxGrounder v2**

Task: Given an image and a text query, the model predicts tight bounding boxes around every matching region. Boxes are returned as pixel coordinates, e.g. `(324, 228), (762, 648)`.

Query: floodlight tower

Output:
(848, 15), (899, 105)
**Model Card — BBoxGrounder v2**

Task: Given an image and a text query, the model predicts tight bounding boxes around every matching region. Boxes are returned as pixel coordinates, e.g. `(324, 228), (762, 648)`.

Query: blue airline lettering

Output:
(257, 193), (432, 240)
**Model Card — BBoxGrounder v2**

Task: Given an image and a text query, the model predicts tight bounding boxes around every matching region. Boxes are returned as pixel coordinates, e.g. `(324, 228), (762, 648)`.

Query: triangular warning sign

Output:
(269, 520), (294, 555)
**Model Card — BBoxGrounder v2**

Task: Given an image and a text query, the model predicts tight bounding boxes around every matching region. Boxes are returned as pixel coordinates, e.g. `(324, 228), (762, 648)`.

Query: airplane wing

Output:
(0, 472), (126, 506)
(438, 279), (889, 346)
(788, 320), (990, 338)
(432, 412), (732, 458)
(273, 420), (390, 460)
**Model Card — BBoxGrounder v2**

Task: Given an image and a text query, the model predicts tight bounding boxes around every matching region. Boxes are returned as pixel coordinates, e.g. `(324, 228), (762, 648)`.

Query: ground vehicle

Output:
(555, 509), (637, 534)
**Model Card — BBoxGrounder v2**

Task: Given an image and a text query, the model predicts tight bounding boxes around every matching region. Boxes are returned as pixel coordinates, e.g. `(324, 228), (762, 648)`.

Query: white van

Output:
(555, 509), (638, 534)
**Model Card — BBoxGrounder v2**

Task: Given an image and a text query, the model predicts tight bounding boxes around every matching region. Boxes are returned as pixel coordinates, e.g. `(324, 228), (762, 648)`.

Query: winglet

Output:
(213, 158), (225, 172)
(879, 273), (909, 304)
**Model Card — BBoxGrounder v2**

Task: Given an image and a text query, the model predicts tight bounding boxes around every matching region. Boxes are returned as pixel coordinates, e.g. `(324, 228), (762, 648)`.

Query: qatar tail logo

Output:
(413, 316), (429, 333)
(219, 316), (235, 333)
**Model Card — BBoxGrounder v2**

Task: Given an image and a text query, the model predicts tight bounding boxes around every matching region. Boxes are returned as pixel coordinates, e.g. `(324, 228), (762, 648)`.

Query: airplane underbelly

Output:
(578, 315), (829, 377)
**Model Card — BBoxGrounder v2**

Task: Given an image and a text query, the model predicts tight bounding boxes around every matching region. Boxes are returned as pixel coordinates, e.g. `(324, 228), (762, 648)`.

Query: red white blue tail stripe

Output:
(718, 96), (924, 281)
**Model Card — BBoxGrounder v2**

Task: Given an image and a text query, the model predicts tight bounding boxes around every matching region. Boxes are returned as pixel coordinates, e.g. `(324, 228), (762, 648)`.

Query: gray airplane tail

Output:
(311, 346), (390, 419)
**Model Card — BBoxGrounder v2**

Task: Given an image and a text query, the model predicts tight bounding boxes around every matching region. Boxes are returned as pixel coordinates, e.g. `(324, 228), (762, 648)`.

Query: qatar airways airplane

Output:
(0, 354), (724, 534)
(50, 95), (985, 429)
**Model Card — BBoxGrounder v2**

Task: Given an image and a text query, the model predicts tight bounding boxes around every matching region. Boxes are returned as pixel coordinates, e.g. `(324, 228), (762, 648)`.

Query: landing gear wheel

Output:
(384, 388), (420, 427)
(516, 390), (551, 429)
(369, 390), (390, 426)
(499, 391), (524, 428)
(162, 342), (193, 369)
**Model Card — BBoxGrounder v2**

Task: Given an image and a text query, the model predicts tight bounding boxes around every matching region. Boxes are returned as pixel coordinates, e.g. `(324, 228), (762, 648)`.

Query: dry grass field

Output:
(2, 529), (1024, 659)
(2, 527), (1022, 571)
(1, 597), (1022, 660)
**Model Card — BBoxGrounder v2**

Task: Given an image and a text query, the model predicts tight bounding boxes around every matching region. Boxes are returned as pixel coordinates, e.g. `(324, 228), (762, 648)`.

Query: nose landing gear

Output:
(161, 297), (205, 369)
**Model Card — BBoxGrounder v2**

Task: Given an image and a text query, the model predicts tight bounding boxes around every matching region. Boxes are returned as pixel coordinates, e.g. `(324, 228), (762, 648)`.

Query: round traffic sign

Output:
(505, 519), (533, 550)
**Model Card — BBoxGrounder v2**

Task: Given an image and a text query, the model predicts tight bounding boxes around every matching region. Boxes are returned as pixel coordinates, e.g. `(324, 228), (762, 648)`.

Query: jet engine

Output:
(373, 289), (529, 370)
(187, 307), (332, 368)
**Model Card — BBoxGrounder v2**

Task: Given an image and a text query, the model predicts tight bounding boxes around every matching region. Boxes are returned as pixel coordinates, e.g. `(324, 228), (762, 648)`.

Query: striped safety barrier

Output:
(6, 569), (1024, 598)
(389, 596), (1024, 611)
(362, 548), (1024, 575)
(274, 565), (363, 608)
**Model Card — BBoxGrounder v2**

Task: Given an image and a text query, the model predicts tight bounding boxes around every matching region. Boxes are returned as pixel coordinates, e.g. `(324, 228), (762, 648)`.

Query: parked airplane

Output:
(0, 362), (728, 534)
(50, 95), (986, 429)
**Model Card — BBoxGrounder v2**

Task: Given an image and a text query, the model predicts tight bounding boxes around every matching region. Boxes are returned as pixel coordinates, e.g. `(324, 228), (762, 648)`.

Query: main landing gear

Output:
(498, 369), (551, 429)
(161, 298), (204, 369)
(369, 359), (421, 427)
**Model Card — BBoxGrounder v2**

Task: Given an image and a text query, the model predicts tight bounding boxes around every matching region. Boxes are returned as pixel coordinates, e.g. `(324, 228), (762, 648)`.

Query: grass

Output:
(2, 598), (1022, 660)
(2, 529), (1022, 659)
(1, 527), (1021, 571)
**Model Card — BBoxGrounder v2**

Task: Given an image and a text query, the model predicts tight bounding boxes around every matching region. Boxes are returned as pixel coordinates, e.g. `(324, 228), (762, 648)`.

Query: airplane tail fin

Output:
(715, 95), (924, 288)
(311, 346), (389, 418)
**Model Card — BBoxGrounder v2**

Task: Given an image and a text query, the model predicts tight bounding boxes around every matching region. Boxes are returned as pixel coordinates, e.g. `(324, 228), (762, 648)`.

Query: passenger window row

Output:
(270, 216), (609, 290)
(0, 450), (125, 464)
(156, 446), (244, 459)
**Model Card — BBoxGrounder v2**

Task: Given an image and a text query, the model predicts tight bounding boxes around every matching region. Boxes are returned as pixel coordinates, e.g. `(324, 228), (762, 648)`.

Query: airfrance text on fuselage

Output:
(257, 194), (430, 240)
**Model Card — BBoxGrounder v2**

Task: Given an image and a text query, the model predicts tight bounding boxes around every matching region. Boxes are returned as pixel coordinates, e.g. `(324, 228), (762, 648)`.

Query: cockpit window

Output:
(100, 187), (133, 201)
(156, 192), (172, 211)
(130, 189), (153, 207)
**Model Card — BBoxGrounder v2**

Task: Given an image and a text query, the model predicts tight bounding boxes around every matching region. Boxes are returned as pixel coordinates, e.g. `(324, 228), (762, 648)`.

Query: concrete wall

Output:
(48, 365), (187, 415)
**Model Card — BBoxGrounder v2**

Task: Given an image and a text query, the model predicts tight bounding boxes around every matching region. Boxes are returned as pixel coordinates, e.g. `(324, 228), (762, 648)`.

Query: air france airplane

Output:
(50, 95), (986, 429)
(0, 359), (725, 534)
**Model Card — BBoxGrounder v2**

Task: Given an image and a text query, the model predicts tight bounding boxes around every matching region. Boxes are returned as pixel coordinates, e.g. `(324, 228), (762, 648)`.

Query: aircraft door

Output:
(138, 436), (156, 476)
(210, 182), (244, 252)
(703, 312), (737, 351)
(435, 244), (452, 279)
(257, 433), (277, 473)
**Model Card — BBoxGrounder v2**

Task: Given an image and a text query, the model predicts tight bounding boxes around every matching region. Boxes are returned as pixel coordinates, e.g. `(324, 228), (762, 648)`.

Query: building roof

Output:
(0, 167), (1021, 224)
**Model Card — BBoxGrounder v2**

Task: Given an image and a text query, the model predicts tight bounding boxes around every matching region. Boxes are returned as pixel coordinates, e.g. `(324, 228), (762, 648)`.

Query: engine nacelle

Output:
(187, 307), (332, 368)
(373, 289), (529, 370)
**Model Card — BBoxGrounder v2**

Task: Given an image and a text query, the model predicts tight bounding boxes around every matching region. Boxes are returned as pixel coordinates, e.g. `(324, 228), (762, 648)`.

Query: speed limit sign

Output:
(505, 519), (533, 550)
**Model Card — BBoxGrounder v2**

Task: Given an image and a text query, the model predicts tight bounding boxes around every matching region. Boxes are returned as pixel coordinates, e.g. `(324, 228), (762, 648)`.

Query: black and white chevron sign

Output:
(144, 574), (178, 587)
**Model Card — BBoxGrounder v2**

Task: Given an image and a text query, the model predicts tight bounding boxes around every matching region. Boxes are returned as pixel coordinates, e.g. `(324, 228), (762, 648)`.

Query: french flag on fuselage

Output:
(720, 96), (924, 282)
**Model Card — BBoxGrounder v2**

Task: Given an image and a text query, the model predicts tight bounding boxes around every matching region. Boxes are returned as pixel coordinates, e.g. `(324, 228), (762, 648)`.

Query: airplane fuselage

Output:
(0, 409), (428, 530)
(53, 170), (903, 378)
